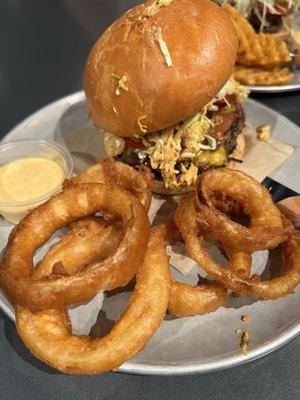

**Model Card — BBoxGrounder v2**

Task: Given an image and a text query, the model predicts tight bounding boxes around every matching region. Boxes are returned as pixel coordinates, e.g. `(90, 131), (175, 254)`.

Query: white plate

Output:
(0, 92), (299, 375)
(248, 68), (300, 93)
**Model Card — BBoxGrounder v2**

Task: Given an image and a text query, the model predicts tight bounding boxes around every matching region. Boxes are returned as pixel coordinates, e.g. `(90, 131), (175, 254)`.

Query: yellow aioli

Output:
(0, 157), (65, 224)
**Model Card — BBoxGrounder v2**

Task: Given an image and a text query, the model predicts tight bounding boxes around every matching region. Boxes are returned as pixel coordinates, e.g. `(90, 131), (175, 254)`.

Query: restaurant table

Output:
(0, 1), (299, 399)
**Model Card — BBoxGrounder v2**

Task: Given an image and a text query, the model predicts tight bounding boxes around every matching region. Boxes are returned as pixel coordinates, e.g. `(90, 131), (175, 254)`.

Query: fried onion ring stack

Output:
(175, 168), (299, 300)
(16, 225), (171, 374)
(0, 183), (151, 310)
(0, 161), (299, 374)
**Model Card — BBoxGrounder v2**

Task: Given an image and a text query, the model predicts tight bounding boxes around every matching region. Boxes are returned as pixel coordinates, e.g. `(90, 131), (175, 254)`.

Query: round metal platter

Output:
(0, 91), (299, 375)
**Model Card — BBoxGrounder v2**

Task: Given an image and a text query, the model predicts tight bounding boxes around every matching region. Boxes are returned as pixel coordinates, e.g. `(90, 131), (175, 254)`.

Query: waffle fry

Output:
(233, 65), (294, 86)
(224, 4), (291, 69)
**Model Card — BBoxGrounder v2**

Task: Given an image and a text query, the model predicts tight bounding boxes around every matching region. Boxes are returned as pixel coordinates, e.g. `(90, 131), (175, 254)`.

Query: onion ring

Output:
(196, 168), (290, 252)
(15, 226), (171, 375)
(167, 201), (252, 316)
(175, 194), (300, 299)
(0, 183), (150, 311)
(168, 280), (228, 317)
(69, 158), (152, 212)
(158, 220), (228, 317)
(36, 217), (229, 318)
(34, 218), (122, 279)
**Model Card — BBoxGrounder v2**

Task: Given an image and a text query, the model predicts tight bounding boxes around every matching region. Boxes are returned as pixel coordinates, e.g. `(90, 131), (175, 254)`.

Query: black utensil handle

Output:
(262, 177), (298, 202)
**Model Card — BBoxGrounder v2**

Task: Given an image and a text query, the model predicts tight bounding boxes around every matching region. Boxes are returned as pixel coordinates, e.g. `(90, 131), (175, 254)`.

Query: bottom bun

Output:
(150, 180), (195, 196)
(151, 133), (246, 195)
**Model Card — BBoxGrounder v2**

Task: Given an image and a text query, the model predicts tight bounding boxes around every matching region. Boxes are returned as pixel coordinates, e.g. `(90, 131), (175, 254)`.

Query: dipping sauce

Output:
(0, 157), (65, 223)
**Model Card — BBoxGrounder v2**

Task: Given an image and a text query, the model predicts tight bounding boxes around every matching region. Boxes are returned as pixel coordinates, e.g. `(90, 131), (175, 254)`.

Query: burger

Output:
(215, 0), (294, 40)
(84, 0), (248, 194)
(247, 0), (294, 37)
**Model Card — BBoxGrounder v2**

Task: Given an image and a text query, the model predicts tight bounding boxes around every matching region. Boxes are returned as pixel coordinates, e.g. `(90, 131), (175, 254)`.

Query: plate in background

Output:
(248, 68), (300, 93)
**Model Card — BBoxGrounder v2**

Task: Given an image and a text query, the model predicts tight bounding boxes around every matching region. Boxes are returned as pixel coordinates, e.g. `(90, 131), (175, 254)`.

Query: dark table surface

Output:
(0, 1), (299, 399)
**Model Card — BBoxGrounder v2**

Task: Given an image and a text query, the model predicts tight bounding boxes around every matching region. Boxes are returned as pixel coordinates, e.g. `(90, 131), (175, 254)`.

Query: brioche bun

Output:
(84, 0), (238, 137)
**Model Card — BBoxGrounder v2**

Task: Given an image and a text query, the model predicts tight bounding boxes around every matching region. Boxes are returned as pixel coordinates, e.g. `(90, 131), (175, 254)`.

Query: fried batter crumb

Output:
(240, 330), (250, 355)
(235, 328), (250, 355)
(256, 124), (271, 141)
(241, 314), (250, 323)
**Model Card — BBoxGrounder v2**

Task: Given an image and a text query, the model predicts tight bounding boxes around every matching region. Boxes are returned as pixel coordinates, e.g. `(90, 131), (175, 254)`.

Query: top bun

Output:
(84, 0), (238, 137)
